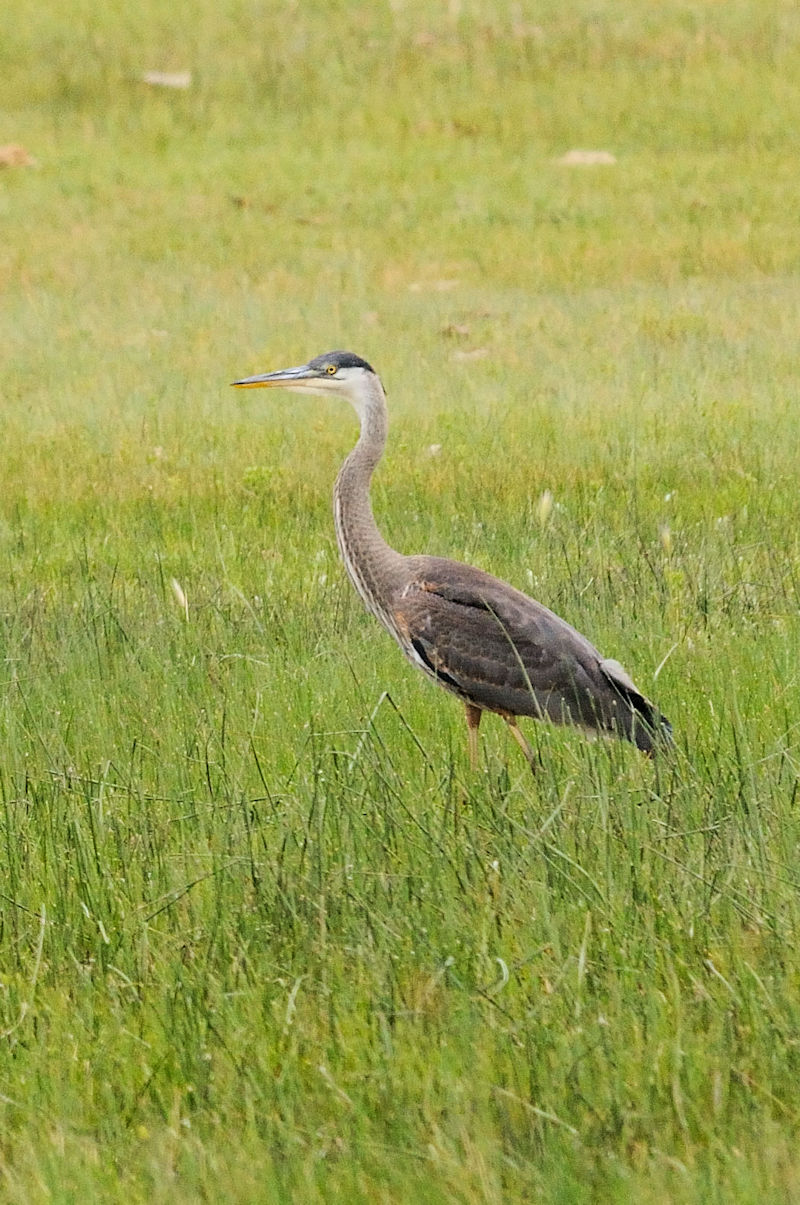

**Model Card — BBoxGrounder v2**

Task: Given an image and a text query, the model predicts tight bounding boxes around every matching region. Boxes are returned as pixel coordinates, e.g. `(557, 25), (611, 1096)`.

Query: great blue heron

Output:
(233, 350), (672, 769)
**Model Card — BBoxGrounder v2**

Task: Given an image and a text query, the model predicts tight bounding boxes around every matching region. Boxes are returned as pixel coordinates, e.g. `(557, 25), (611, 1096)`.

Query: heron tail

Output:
(627, 696), (674, 755)
(600, 658), (673, 755)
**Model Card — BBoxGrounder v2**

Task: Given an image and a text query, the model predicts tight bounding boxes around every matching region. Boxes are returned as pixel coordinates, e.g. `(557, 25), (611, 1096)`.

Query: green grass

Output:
(2, 0), (800, 1199)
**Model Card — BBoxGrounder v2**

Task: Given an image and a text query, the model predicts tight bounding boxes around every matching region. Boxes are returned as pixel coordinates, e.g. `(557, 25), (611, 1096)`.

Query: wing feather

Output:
(394, 556), (668, 747)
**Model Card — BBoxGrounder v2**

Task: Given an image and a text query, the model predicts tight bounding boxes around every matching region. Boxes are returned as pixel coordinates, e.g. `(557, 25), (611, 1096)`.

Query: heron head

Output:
(232, 350), (376, 402)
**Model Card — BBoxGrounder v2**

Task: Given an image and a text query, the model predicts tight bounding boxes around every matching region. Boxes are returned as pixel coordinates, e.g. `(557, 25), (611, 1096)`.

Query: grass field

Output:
(2, 0), (800, 1199)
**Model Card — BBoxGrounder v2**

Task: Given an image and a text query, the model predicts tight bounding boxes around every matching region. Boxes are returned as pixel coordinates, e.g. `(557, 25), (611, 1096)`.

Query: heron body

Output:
(234, 351), (672, 768)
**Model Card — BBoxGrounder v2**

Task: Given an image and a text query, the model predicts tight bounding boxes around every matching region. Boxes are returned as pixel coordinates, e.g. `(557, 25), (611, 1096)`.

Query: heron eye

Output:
(325, 364), (337, 375)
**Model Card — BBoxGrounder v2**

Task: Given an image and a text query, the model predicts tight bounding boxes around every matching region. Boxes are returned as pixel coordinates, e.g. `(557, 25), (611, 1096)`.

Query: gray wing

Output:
(394, 556), (669, 750)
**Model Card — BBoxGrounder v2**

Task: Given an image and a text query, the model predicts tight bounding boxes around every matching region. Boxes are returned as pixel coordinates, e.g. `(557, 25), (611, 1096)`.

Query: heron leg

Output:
(505, 716), (537, 772)
(465, 703), (482, 771)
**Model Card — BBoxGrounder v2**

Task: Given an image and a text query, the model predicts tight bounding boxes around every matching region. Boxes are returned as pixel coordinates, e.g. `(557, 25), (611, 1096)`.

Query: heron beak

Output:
(231, 364), (316, 389)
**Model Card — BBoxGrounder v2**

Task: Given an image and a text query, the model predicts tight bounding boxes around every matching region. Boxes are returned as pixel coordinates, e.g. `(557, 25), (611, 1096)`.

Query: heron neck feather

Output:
(333, 375), (406, 613)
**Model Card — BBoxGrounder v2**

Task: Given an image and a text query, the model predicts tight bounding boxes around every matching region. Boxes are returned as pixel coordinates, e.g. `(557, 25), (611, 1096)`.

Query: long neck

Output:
(333, 375), (406, 617)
